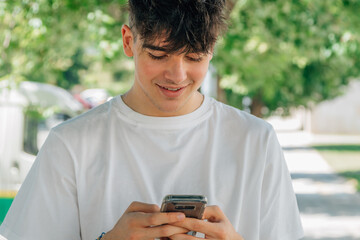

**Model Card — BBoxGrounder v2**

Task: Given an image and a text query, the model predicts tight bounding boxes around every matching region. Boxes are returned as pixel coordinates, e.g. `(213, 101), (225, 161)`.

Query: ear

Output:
(209, 47), (214, 60)
(122, 24), (134, 57)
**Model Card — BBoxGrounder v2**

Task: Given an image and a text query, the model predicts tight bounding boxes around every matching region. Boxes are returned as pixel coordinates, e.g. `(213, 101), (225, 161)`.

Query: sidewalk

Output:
(276, 131), (360, 240)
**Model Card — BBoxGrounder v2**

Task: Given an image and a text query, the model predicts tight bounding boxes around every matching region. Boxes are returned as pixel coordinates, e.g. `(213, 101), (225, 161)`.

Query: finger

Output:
(171, 217), (209, 234)
(125, 201), (160, 213)
(169, 233), (198, 240)
(203, 205), (226, 222)
(172, 217), (233, 239)
(147, 224), (189, 238)
(141, 211), (186, 227)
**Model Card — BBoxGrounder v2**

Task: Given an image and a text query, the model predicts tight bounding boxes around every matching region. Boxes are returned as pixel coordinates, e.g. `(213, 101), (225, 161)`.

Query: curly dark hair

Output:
(128, 0), (228, 54)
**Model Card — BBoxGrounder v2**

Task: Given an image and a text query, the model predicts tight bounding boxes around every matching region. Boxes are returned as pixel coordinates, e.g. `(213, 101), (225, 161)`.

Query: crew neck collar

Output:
(115, 95), (212, 130)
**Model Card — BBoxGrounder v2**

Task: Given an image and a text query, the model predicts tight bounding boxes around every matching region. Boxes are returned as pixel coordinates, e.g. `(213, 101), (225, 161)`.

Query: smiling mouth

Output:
(157, 84), (185, 91)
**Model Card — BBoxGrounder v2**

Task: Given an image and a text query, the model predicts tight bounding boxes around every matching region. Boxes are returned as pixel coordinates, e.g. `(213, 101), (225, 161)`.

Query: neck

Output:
(121, 89), (204, 117)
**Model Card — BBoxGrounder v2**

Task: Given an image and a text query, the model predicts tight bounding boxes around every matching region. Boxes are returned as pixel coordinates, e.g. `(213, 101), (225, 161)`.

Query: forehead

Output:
(141, 42), (169, 52)
(137, 33), (168, 48)
(137, 33), (208, 55)
(140, 41), (207, 55)
(139, 38), (176, 53)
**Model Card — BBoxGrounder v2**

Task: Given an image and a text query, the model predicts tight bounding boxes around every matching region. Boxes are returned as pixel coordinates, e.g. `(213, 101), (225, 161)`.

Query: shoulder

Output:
(208, 97), (274, 135)
(52, 97), (117, 139)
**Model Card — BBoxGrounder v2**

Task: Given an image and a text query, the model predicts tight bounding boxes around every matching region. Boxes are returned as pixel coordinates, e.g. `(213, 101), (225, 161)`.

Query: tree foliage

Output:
(0, 0), (132, 94)
(1, 0), (360, 116)
(213, 0), (360, 116)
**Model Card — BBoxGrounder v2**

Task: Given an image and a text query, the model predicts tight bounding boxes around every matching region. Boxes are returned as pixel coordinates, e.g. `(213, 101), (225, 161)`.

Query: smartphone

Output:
(160, 195), (207, 236)
(160, 194), (207, 219)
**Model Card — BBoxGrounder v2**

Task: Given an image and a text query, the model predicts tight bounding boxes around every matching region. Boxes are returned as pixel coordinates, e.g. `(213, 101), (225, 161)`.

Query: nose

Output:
(164, 57), (187, 83)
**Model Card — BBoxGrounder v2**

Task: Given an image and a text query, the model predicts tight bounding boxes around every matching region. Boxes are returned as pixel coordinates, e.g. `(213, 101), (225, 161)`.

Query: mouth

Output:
(157, 84), (185, 92)
(156, 84), (187, 98)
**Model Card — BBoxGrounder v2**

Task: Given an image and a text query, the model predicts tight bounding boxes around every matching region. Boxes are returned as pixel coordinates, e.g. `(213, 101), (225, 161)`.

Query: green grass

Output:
(0, 198), (14, 225)
(313, 145), (360, 191)
(313, 145), (360, 152)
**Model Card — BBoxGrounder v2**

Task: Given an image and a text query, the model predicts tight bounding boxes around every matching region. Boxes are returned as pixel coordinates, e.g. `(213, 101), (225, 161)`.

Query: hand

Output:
(103, 201), (188, 240)
(169, 205), (244, 240)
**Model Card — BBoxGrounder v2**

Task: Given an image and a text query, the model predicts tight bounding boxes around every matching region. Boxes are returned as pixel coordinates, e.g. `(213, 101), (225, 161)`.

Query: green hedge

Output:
(0, 198), (14, 225)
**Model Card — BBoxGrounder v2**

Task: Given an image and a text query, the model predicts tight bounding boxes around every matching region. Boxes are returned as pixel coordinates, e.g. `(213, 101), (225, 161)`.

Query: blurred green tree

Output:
(214, 0), (360, 116)
(0, 0), (133, 94)
(1, 0), (360, 116)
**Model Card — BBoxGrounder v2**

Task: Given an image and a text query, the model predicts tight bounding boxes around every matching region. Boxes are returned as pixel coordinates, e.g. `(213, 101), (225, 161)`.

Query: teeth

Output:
(162, 86), (181, 91)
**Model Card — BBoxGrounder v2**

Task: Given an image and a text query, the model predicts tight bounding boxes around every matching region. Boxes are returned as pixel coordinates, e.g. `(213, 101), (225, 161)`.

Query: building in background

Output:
(0, 80), (83, 192)
(311, 80), (360, 134)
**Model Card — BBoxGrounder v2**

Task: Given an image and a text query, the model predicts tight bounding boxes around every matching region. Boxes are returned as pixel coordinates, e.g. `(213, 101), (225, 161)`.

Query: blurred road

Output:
(276, 130), (360, 240)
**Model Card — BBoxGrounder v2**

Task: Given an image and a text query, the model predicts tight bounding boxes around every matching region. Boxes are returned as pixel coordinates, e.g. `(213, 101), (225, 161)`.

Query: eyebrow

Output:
(142, 43), (205, 55)
(142, 44), (168, 52)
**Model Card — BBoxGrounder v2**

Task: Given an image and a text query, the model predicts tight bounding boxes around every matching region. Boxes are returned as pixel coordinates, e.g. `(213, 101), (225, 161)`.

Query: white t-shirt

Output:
(0, 96), (303, 240)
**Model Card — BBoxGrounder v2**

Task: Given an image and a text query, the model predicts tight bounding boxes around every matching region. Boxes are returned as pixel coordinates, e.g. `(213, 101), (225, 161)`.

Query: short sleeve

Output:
(0, 130), (81, 240)
(259, 130), (304, 240)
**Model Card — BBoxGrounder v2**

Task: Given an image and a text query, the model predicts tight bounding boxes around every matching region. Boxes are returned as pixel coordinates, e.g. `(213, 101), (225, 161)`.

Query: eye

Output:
(186, 55), (203, 62)
(148, 53), (167, 60)
(187, 57), (202, 62)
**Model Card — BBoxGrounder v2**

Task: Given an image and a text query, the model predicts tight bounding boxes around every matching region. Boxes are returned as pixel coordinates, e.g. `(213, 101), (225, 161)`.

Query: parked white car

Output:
(0, 80), (83, 191)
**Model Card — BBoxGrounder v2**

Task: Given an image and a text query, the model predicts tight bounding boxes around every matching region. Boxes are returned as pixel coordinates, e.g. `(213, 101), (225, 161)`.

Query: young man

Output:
(0, 1), (303, 239)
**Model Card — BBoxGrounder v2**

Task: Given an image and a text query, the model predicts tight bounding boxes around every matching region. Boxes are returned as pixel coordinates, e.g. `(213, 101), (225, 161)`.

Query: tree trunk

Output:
(216, 75), (227, 104)
(250, 92), (264, 118)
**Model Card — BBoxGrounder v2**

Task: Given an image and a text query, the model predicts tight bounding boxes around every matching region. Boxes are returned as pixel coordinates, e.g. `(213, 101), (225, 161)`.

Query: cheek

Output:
(190, 63), (210, 83)
(137, 58), (162, 80)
